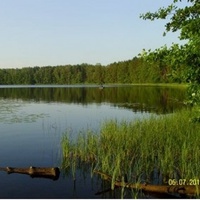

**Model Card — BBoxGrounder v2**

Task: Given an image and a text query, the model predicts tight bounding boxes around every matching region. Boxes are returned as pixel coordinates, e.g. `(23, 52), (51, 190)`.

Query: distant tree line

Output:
(0, 57), (187, 85)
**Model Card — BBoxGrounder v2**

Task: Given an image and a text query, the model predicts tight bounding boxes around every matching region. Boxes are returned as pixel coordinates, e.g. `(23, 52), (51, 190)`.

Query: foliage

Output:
(140, 0), (200, 106)
(0, 57), (186, 85)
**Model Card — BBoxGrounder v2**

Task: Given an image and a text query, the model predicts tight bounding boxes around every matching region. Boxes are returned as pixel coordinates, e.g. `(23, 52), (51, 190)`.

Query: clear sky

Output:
(0, 0), (186, 68)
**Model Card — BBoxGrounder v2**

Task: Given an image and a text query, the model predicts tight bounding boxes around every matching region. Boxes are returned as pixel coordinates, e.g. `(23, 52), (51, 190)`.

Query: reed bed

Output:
(61, 108), (200, 186)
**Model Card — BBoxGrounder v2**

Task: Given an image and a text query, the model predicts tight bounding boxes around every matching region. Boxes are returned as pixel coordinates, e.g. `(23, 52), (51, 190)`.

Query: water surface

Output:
(0, 85), (186, 198)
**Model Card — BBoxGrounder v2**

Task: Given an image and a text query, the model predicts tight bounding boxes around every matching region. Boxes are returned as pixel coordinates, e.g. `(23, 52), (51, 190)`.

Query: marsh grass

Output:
(61, 108), (200, 189)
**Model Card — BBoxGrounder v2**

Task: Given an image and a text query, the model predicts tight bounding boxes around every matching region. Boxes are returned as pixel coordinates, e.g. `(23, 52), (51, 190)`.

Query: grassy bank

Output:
(61, 107), (200, 186)
(98, 83), (188, 88)
(129, 83), (188, 88)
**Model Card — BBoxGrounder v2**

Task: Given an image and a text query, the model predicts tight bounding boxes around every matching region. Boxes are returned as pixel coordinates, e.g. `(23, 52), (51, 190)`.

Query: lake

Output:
(0, 85), (186, 198)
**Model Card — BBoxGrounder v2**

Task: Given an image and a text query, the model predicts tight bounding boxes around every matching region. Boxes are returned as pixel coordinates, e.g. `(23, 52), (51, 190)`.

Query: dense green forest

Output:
(0, 57), (186, 85)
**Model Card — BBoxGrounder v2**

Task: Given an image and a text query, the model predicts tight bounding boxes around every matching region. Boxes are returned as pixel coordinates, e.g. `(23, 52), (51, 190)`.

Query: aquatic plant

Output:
(61, 108), (200, 197)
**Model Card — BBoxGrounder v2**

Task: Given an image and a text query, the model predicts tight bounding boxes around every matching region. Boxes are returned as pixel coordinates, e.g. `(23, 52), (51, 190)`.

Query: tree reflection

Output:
(0, 86), (187, 114)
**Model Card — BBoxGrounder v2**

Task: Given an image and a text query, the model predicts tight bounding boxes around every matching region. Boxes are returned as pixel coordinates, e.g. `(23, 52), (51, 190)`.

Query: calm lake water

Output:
(0, 85), (186, 198)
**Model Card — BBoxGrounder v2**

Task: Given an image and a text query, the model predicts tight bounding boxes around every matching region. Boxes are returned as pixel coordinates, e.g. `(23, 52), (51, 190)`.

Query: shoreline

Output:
(0, 83), (189, 88)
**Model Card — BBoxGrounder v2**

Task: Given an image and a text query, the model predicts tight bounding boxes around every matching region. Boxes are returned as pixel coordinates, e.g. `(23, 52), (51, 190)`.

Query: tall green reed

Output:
(61, 108), (200, 185)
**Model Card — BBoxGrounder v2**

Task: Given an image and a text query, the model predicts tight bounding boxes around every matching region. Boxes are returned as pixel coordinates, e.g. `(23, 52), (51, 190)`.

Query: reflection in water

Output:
(0, 85), (187, 198)
(61, 162), (175, 199)
(0, 85), (187, 114)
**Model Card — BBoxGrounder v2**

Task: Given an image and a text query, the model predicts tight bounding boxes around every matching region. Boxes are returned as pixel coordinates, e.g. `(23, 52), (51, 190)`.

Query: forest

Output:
(0, 57), (186, 85)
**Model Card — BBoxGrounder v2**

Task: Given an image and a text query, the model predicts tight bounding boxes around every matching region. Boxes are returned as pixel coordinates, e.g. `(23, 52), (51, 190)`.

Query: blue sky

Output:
(0, 0), (187, 68)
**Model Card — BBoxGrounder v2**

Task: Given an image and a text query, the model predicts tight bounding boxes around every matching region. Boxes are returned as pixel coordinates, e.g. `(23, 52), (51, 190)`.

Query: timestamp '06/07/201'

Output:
(168, 179), (200, 186)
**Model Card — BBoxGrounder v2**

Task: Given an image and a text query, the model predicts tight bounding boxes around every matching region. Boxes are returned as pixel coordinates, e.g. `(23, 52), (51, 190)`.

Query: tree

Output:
(140, 0), (200, 106)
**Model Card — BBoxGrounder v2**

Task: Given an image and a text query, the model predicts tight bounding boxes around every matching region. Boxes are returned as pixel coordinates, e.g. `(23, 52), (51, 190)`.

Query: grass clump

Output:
(61, 108), (200, 185)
